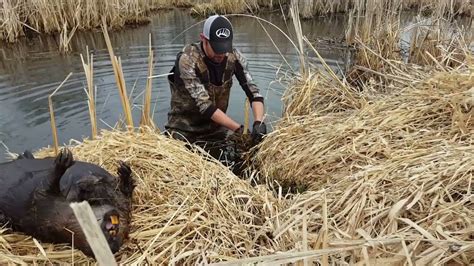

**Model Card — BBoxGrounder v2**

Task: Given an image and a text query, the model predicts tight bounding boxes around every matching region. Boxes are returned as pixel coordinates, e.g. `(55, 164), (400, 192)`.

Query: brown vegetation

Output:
(253, 1), (473, 264)
(0, 0), (187, 43)
(0, 0), (472, 264)
(1, 0), (471, 43)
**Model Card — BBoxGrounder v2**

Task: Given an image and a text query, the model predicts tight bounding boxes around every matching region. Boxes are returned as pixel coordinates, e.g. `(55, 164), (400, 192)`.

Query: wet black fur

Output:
(0, 149), (136, 257)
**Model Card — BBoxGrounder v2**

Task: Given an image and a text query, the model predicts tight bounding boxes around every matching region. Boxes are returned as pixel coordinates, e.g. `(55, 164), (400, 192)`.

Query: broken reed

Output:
(244, 98), (250, 133)
(59, 23), (78, 54)
(344, 0), (471, 89)
(48, 73), (73, 156)
(140, 34), (156, 129)
(80, 46), (98, 139)
(101, 18), (134, 129)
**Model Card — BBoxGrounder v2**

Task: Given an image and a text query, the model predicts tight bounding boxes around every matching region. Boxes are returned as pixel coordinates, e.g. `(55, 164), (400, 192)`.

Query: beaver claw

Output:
(117, 161), (135, 197)
(117, 161), (131, 178)
(18, 150), (35, 159)
(55, 148), (74, 170)
(47, 148), (74, 194)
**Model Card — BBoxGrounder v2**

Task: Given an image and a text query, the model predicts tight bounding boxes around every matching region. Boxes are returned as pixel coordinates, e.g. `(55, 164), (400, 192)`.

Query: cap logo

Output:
(216, 28), (231, 38)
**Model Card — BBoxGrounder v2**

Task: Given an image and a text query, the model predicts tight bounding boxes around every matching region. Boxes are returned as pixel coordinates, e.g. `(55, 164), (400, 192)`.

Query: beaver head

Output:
(10, 149), (136, 257)
(31, 149), (135, 255)
(25, 194), (128, 257)
(91, 203), (126, 254)
(58, 160), (135, 248)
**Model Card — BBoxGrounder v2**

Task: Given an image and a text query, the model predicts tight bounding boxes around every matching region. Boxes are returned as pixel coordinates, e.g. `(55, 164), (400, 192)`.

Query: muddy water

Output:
(0, 9), (348, 162)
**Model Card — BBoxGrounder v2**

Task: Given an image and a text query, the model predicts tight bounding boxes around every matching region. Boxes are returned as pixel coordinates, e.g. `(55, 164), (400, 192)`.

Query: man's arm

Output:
(252, 101), (264, 122)
(210, 109), (241, 131)
(233, 49), (265, 122)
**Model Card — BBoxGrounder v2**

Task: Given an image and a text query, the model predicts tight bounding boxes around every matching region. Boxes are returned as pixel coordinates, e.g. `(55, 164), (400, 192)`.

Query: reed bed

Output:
(190, 0), (473, 17)
(408, 17), (472, 68)
(0, 0), (179, 43)
(3, 128), (396, 264)
(2, 129), (442, 265)
(191, 0), (260, 17)
(345, 0), (472, 88)
(0, 129), (278, 264)
(1, 0), (471, 42)
(254, 45), (473, 264)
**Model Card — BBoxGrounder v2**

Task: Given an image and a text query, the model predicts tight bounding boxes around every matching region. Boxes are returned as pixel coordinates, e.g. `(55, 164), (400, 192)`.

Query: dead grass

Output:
(252, 3), (473, 263)
(409, 17), (472, 67)
(0, 129), (285, 264)
(0, 0), (184, 43)
(1, 0), (471, 43)
(191, 0), (260, 17)
(0, 1), (472, 264)
(254, 54), (473, 265)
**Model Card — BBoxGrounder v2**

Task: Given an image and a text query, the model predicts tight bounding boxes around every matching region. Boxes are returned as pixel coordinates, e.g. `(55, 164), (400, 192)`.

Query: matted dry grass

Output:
(254, 57), (473, 264)
(3, 128), (411, 264)
(0, 129), (288, 264)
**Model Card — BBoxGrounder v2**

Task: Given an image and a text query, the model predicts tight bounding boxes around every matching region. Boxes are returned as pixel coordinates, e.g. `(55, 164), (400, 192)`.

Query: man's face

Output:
(200, 33), (226, 64)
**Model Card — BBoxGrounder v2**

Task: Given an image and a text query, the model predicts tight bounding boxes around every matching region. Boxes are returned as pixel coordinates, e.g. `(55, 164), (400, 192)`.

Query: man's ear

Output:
(199, 33), (207, 42)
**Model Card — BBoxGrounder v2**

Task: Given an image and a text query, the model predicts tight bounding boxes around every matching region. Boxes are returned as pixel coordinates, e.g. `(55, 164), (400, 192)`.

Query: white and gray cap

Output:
(202, 15), (233, 54)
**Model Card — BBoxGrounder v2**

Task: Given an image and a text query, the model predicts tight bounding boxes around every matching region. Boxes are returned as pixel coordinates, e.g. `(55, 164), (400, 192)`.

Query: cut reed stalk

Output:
(244, 98), (250, 133)
(59, 23), (78, 54)
(140, 34), (156, 130)
(101, 18), (134, 129)
(80, 46), (98, 139)
(289, 1), (307, 78)
(48, 72), (73, 156)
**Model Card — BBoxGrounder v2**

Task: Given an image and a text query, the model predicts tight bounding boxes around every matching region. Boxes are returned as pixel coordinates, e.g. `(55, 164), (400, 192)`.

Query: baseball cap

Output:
(203, 15), (233, 54)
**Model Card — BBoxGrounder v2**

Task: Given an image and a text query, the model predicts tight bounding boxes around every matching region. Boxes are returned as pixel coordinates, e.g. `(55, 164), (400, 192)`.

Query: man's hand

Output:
(234, 125), (251, 135)
(227, 124), (250, 142)
(251, 121), (267, 145)
(234, 125), (245, 134)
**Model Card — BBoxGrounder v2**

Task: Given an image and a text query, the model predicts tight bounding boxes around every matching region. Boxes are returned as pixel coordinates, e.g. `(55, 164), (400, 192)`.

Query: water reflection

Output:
(0, 9), (347, 162)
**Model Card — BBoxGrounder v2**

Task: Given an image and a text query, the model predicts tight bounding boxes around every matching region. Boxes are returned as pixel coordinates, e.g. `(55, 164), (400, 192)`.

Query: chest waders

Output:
(167, 43), (236, 143)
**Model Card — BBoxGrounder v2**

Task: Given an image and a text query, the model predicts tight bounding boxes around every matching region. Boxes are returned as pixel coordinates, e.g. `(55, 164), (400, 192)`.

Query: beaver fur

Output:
(0, 148), (136, 257)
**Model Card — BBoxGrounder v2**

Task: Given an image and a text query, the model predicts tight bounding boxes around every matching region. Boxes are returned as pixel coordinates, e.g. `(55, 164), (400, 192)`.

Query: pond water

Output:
(0, 9), (349, 162)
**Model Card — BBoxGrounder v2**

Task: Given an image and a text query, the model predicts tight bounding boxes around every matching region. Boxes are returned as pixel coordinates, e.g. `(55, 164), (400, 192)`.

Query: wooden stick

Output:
(70, 201), (117, 266)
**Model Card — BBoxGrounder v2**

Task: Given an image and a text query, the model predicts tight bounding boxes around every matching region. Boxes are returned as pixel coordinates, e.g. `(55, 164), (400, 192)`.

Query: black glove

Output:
(251, 121), (267, 145)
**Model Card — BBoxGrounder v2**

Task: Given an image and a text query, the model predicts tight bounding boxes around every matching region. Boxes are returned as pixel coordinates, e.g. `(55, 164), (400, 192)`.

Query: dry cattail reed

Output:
(48, 72), (73, 156)
(140, 34), (156, 130)
(80, 46), (98, 139)
(101, 18), (134, 129)
(243, 98), (250, 133)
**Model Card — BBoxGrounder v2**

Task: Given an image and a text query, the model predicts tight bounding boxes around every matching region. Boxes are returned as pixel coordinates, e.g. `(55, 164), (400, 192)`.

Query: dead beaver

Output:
(0, 148), (136, 257)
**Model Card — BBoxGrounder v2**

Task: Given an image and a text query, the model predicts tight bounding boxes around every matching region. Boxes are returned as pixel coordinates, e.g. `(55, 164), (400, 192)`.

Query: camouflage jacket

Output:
(165, 42), (263, 139)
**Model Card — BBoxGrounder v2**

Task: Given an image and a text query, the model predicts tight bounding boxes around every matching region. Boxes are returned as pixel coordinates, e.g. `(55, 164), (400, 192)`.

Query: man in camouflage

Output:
(166, 15), (267, 150)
